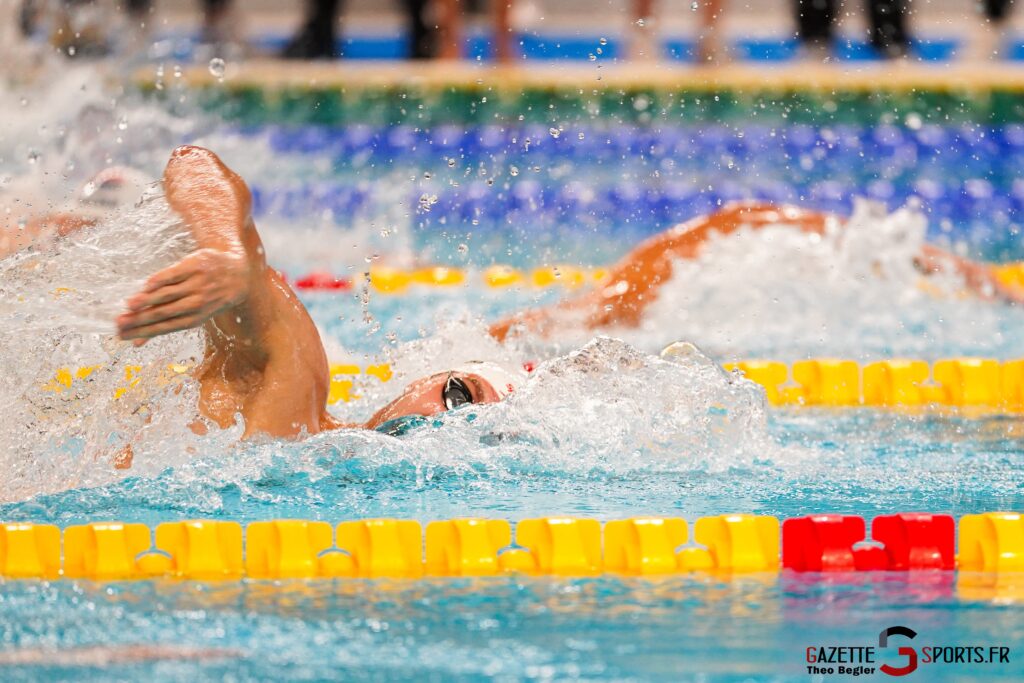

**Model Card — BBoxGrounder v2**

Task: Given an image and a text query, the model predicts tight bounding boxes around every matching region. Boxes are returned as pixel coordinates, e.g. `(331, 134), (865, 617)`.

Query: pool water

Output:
(1, 407), (1022, 681)
(2, 69), (1024, 681)
(2, 571), (1022, 682)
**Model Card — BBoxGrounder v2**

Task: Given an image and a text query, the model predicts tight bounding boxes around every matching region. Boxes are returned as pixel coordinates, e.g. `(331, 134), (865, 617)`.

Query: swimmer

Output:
(489, 203), (1023, 340)
(0, 150), (522, 444)
(4, 145), (1020, 445)
(111, 146), (524, 439)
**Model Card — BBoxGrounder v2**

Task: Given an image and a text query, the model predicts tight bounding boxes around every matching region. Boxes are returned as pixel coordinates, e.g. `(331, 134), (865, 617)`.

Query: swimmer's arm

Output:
(490, 202), (830, 339)
(116, 146), (259, 345)
(489, 202), (1021, 341)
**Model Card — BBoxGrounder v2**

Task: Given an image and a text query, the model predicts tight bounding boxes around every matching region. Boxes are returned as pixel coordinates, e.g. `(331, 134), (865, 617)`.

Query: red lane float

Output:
(293, 271), (353, 291)
(781, 515), (887, 571)
(783, 513), (956, 572)
(872, 513), (955, 571)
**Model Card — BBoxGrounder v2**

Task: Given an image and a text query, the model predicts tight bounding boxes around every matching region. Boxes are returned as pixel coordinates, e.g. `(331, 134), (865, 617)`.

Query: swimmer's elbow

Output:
(168, 144), (217, 164)
(164, 145), (252, 217)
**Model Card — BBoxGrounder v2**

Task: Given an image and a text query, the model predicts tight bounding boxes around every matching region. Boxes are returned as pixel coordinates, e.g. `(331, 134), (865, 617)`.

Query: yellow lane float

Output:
(3, 512), (1024, 581)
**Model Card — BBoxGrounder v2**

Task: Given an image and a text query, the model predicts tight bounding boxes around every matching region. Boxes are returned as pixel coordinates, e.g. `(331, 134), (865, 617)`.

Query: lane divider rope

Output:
(1, 512), (1020, 581)
(288, 265), (610, 293)
(723, 357), (1024, 408)
(284, 262), (1024, 293)
(38, 358), (1024, 410)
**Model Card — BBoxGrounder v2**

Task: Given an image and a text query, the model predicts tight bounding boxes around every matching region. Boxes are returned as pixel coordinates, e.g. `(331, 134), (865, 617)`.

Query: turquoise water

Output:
(2, 410), (1021, 526)
(2, 572), (1022, 682)
(2, 407), (1022, 681)
(3, 91), (1024, 679)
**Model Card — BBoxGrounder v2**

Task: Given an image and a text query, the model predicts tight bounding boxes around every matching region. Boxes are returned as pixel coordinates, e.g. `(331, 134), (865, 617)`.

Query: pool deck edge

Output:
(146, 59), (1024, 93)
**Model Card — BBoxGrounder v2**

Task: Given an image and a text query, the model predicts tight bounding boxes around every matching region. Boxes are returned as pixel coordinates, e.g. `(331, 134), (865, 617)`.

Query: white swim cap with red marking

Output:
(452, 361), (526, 398)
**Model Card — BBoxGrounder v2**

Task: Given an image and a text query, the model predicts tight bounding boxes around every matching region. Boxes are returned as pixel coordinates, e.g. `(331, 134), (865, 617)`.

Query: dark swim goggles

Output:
(374, 374), (476, 437)
(442, 373), (474, 410)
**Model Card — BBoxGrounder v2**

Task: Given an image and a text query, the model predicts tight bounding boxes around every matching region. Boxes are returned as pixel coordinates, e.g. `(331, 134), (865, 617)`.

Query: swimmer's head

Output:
(366, 361), (524, 432)
(76, 167), (150, 219)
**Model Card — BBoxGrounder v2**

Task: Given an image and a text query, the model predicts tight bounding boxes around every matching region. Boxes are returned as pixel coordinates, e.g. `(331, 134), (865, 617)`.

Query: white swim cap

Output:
(452, 361), (526, 398)
(76, 167), (150, 219)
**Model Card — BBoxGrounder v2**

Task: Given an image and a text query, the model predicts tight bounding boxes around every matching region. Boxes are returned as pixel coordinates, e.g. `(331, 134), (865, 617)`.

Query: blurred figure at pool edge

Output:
(20, 0), (238, 57)
(5, 146), (1020, 449)
(283, 0), (436, 59)
(795, 0), (911, 60)
(965, 0), (1015, 60)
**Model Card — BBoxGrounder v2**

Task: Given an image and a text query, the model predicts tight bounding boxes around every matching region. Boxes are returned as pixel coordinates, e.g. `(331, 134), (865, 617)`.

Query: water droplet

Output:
(27, 150), (40, 164)
(457, 243), (469, 255)
(208, 57), (226, 80)
(599, 37), (607, 45)
(549, 127), (560, 139)
(691, 1), (699, 10)
(905, 112), (923, 130)
(418, 193), (438, 211)
(636, 18), (645, 27)
(116, 116), (128, 131)
(509, 166), (519, 176)
(447, 158), (456, 168)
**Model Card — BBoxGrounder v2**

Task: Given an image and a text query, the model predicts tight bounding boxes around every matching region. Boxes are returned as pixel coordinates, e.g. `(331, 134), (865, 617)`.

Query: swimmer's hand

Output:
(116, 247), (249, 345)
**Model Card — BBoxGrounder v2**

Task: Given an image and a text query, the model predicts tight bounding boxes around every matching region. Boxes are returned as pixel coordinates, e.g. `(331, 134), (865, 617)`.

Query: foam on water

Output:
(382, 336), (773, 471)
(0, 194), (234, 502)
(4, 335), (785, 520)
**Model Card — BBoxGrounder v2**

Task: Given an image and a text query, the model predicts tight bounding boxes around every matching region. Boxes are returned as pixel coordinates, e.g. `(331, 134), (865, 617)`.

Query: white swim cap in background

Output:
(452, 361), (526, 398)
(76, 167), (151, 219)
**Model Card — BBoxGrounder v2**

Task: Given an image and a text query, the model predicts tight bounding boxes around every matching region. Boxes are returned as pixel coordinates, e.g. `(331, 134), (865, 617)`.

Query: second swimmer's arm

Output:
(115, 146), (261, 347)
(490, 202), (829, 339)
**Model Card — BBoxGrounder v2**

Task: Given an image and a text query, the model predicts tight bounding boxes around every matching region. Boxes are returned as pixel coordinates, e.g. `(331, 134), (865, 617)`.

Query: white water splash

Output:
(168, 336), (782, 514)
(0, 195), (224, 501)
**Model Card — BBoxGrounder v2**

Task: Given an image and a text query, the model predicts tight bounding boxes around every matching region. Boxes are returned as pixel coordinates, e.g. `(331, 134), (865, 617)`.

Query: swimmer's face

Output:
(365, 371), (503, 430)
